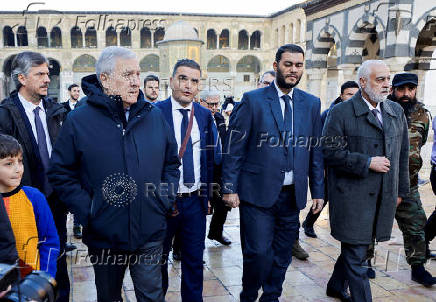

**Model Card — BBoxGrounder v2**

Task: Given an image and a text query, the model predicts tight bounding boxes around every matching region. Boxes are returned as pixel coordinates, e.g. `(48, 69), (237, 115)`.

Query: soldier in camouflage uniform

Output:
(366, 73), (435, 286)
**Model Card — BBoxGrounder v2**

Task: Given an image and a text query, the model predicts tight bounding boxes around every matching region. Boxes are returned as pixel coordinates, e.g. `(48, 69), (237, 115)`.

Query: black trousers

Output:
(88, 242), (164, 302)
(328, 242), (372, 302)
(425, 164), (436, 243)
(208, 197), (230, 238)
(47, 194), (70, 302)
(239, 186), (299, 302)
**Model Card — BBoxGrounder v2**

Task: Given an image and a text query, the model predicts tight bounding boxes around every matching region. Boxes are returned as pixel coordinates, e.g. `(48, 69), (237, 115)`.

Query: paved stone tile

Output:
(68, 184), (436, 301)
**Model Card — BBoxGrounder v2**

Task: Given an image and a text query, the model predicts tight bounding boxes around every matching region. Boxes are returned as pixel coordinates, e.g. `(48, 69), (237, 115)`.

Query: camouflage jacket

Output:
(406, 102), (431, 187)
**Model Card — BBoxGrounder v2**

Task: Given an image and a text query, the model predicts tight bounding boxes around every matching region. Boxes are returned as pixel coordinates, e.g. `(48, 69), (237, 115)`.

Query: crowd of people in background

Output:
(0, 43), (436, 302)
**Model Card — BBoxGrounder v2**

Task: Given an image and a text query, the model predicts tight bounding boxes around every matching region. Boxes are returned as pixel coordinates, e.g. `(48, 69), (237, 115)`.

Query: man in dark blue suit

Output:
(155, 59), (215, 302)
(222, 44), (325, 302)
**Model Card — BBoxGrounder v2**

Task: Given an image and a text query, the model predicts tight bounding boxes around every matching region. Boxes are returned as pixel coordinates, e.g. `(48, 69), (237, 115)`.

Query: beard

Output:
(363, 84), (388, 103)
(390, 93), (417, 117)
(276, 67), (301, 90)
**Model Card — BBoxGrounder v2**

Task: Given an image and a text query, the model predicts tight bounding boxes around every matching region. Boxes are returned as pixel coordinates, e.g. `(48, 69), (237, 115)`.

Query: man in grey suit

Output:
(323, 60), (409, 302)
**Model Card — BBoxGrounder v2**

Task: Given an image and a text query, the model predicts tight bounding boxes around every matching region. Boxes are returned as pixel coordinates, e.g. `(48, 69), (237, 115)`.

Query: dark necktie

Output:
(33, 107), (50, 170)
(371, 109), (383, 129)
(34, 107), (52, 196)
(282, 95), (294, 172)
(179, 109), (195, 188)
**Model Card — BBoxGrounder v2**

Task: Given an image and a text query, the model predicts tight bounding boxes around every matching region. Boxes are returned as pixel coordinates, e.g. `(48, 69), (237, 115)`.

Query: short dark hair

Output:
(275, 44), (305, 63)
(11, 52), (49, 90)
(340, 81), (359, 94)
(0, 134), (23, 159)
(68, 84), (79, 91)
(172, 59), (201, 77)
(144, 74), (160, 86)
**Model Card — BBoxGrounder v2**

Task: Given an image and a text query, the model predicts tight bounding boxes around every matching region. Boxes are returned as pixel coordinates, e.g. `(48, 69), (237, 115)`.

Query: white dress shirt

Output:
(171, 97), (201, 193)
(274, 80), (294, 185)
(68, 99), (77, 111)
(18, 93), (53, 156)
(362, 96), (383, 125)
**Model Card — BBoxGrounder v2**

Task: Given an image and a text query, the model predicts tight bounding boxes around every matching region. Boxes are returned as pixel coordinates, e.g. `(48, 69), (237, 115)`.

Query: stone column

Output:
(131, 28), (140, 49)
(306, 68), (325, 102)
(338, 64), (358, 83)
(60, 70), (74, 102)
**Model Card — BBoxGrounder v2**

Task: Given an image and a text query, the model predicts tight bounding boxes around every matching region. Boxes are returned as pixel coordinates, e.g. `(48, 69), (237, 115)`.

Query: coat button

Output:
(281, 170), (285, 173)
(117, 124), (121, 128)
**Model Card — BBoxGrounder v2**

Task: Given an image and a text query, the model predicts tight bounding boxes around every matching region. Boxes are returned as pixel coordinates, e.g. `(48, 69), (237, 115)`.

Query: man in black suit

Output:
(200, 88), (231, 245)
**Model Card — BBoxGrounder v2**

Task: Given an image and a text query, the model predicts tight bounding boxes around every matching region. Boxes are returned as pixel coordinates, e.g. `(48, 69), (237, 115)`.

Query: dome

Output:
(158, 21), (203, 44)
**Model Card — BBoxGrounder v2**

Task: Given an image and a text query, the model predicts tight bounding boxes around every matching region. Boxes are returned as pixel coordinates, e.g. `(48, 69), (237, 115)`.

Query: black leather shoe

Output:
(412, 264), (436, 287)
(303, 221), (317, 238)
(326, 286), (352, 302)
(208, 234), (232, 246)
(65, 243), (77, 252)
(172, 250), (181, 261)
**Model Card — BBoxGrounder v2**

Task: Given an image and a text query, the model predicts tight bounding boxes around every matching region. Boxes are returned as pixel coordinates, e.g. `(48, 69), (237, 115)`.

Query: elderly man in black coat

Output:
(323, 60), (409, 302)
(48, 46), (180, 302)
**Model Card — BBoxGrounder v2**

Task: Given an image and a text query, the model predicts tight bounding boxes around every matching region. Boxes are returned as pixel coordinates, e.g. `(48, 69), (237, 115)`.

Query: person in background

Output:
(257, 70), (276, 88)
(61, 84), (80, 113)
(143, 74), (160, 102)
(200, 88), (232, 246)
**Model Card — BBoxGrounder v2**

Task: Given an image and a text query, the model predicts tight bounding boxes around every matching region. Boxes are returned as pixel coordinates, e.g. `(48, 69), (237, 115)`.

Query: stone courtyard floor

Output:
(66, 180), (436, 302)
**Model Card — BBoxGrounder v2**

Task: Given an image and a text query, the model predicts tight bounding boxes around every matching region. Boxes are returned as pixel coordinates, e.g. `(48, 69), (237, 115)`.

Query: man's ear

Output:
(17, 73), (26, 86)
(359, 77), (366, 89)
(273, 61), (278, 72)
(100, 73), (109, 89)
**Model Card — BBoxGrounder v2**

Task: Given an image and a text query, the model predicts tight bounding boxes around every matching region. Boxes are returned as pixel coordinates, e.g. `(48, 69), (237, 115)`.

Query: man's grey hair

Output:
(200, 86), (221, 101)
(260, 70), (276, 82)
(11, 52), (49, 88)
(96, 46), (137, 83)
(356, 60), (387, 88)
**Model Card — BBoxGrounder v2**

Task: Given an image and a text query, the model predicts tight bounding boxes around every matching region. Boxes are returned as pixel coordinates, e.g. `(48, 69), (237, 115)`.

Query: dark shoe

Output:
(207, 234), (232, 246)
(366, 260), (376, 279)
(411, 264), (436, 287)
(302, 221), (317, 238)
(326, 286), (352, 302)
(292, 241), (309, 260)
(65, 243), (77, 252)
(172, 250), (181, 261)
(73, 225), (82, 239)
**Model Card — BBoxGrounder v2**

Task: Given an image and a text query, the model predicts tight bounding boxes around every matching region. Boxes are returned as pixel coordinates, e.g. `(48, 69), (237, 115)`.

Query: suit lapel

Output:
(380, 101), (396, 139)
(161, 98), (175, 133)
(267, 83), (284, 133)
(292, 89), (304, 140)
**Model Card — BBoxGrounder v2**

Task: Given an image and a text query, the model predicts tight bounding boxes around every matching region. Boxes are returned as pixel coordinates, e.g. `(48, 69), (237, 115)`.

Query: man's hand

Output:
(223, 193), (240, 208)
(396, 197), (402, 207)
(312, 199), (324, 214)
(369, 156), (390, 173)
(207, 200), (213, 215)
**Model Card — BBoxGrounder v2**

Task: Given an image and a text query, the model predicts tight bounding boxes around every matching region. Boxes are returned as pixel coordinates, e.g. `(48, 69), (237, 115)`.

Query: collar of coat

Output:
(81, 74), (153, 123)
(351, 90), (398, 118)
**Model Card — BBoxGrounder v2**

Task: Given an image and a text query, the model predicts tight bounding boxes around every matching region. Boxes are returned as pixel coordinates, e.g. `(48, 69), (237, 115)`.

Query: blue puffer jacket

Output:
(48, 75), (180, 251)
